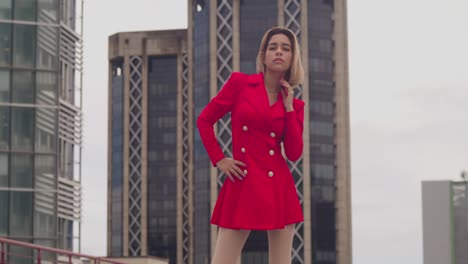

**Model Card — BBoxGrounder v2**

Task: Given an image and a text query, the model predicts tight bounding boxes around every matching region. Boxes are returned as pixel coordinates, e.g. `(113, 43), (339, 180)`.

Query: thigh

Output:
(267, 224), (295, 264)
(211, 227), (251, 264)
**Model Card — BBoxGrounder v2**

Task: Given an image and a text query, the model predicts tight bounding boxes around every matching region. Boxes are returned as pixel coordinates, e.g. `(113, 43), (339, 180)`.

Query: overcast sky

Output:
(82, 1), (468, 263)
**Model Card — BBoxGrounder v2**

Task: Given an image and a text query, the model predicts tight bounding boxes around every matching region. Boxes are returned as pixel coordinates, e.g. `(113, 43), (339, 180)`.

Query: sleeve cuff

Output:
(211, 153), (225, 167)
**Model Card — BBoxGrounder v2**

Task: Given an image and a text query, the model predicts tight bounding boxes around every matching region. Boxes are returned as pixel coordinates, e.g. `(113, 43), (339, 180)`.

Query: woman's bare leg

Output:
(211, 227), (251, 264)
(267, 224), (295, 264)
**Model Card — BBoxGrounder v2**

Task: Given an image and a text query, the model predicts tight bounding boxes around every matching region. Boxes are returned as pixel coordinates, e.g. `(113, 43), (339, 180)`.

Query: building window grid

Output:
(147, 56), (178, 263)
(284, 0), (305, 262)
(309, 1), (338, 262)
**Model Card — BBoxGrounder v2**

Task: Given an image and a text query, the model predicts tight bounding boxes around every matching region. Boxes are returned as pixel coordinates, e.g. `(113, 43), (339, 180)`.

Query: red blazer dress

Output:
(197, 71), (304, 230)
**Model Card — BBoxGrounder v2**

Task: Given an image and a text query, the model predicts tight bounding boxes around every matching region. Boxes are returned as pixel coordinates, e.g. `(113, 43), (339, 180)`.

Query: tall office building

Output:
(190, 0), (352, 263)
(422, 180), (468, 264)
(107, 30), (189, 264)
(108, 1), (352, 263)
(0, 0), (84, 261)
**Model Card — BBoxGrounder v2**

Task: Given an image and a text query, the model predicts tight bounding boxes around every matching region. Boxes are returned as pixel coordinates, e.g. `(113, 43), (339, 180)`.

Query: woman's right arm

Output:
(196, 72), (240, 166)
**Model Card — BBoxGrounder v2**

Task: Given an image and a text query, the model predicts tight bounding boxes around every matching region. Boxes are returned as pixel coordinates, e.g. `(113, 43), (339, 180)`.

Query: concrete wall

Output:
(422, 181), (452, 264)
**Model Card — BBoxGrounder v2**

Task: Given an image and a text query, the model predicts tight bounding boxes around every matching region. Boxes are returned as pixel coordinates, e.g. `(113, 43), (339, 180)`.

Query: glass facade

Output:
(239, 0), (277, 74)
(0, 0), (81, 258)
(192, 0), (212, 263)
(308, 0), (337, 263)
(147, 56), (178, 263)
(110, 60), (124, 256)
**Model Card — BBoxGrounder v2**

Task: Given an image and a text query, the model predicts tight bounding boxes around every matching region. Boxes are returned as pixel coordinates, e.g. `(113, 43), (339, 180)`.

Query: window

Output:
(13, 24), (36, 67)
(14, 0), (36, 21)
(36, 26), (58, 69)
(38, 0), (58, 22)
(0, 154), (7, 187)
(12, 70), (34, 103)
(0, 191), (8, 236)
(0, 107), (9, 150)
(10, 191), (33, 236)
(310, 100), (333, 115)
(311, 164), (334, 180)
(11, 107), (34, 151)
(310, 58), (333, 73)
(0, 0), (12, 19)
(0, 70), (10, 102)
(36, 72), (57, 104)
(310, 120), (334, 136)
(0, 23), (11, 65)
(35, 107), (57, 153)
(34, 204), (56, 238)
(35, 155), (56, 188)
(11, 154), (33, 188)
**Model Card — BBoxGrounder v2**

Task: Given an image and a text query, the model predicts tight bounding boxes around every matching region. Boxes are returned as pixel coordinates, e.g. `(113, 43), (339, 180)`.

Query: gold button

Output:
(241, 147), (246, 153)
(270, 132), (276, 138)
(268, 171), (274, 177)
(243, 169), (248, 175)
(269, 150), (274, 156)
(242, 126), (248, 131)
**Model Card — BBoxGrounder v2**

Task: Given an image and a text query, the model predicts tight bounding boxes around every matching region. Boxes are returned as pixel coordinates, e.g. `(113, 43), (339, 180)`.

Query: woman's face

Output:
(263, 33), (292, 74)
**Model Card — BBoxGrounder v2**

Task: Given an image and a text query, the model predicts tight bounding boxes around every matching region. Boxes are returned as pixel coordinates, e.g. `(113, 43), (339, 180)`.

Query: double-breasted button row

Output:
(240, 125), (276, 178)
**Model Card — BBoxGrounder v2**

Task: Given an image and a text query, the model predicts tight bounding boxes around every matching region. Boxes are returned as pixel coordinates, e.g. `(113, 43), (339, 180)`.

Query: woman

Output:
(197, 26), (305, 264)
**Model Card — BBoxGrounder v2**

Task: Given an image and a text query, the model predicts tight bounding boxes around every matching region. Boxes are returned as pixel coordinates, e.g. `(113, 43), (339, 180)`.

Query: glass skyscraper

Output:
(107, 29), (189, 264)
(0, 0), (83, 262)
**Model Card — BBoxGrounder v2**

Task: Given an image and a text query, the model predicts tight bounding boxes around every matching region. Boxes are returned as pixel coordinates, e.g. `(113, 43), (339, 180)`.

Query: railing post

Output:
(69, 255), (72, 264)
(37, 248), (41, 264)
(0, 242), (5, 264)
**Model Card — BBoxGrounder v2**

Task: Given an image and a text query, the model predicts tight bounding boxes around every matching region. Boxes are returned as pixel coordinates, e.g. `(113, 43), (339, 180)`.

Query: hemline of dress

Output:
(210, 218), (304, 231)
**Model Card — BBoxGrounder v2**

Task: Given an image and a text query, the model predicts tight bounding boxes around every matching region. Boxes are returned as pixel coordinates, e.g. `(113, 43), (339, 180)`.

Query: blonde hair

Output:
(256, 27), (304, 88)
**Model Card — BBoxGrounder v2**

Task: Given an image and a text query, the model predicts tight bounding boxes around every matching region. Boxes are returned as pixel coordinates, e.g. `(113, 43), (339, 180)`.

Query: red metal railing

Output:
(0, 237), (128, 264)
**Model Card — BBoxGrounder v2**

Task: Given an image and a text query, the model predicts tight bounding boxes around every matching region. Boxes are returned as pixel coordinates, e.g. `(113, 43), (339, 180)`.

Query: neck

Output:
(263, 71), (283, 92)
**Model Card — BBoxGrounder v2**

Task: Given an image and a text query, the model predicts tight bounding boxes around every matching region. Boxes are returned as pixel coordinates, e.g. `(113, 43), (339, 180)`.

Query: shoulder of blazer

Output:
(230, 72), (263, 87)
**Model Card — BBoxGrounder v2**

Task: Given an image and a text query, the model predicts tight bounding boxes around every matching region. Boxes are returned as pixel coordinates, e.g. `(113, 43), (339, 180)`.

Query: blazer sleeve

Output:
(197, 72), (240, 166)
(283, 99), (305, 161)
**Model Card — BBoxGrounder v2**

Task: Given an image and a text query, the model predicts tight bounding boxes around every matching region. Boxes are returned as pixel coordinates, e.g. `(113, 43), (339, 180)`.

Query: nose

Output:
(275, 47), (283, 55)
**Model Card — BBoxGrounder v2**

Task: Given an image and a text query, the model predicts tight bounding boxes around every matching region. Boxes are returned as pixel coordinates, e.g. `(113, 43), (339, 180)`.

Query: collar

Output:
(246, 72), (263, 85)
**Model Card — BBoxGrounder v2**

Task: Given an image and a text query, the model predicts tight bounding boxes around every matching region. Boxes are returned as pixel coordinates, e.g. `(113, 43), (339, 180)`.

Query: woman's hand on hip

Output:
(216, 157), (247, 182)
(280, 78), (294, 112)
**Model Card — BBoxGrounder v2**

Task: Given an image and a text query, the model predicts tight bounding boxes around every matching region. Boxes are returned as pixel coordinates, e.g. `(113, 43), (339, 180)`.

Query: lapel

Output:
(242, 72), (286, 123)
(244, 72), (271, 113)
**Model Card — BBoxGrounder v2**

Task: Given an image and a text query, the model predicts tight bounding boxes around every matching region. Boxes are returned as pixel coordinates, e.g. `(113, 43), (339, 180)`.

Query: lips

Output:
(273, 58), (284, 63)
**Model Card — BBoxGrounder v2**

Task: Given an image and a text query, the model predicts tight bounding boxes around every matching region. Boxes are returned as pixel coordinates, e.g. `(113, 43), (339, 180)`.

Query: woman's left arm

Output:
(283, 99), (304, 161)
(280, 78), (304, 161)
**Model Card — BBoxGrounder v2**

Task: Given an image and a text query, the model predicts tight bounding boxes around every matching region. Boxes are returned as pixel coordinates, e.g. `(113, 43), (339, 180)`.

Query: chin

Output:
(267, 67), (288, 74)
